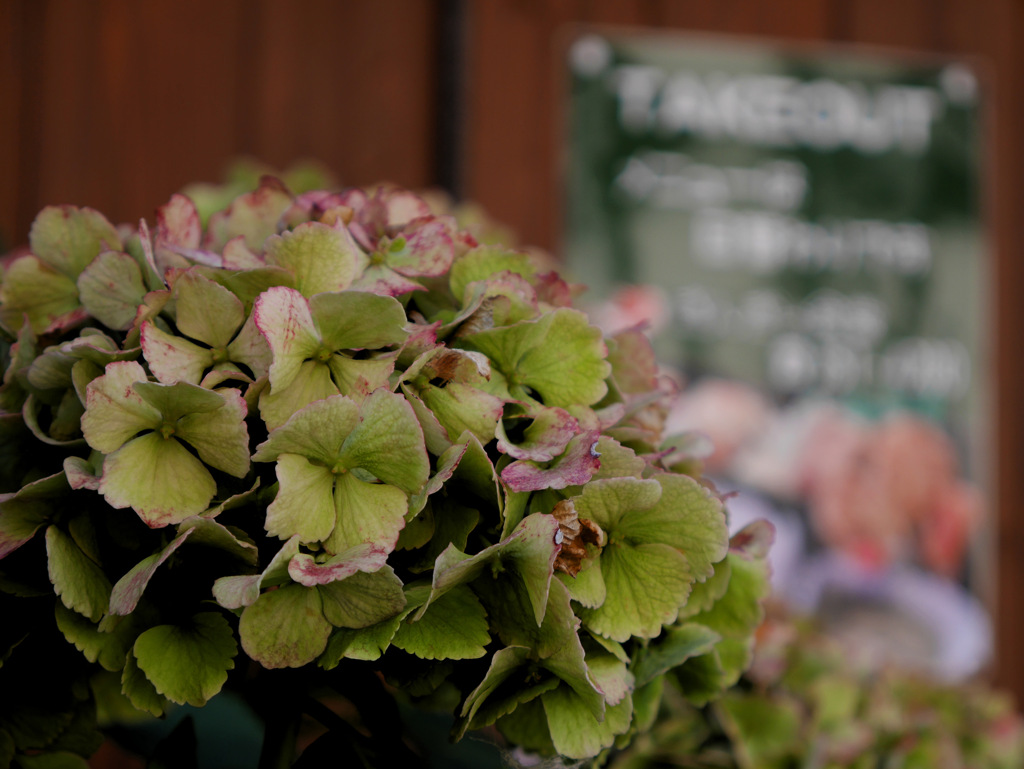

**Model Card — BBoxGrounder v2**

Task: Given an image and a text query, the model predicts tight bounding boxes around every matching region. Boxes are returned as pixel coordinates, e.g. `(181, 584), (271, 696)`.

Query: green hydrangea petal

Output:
(259, 360), (339, 430)
(310, 291), (408, 351)
(542, 684), (633, 760)
(99, 433), (217, 527)
(264, 222), (363, 296)
(253, 394), (360, 465)
(81, 361), (161, 454)
(175, 388), (250, 477)
(29, 205), (121, 279)
(319, 618), (401, 665)
(323, 471), (408, 554)
(449, 246), (537, 305)
(141, 323), (214, 384)
(337, 388), (429, 494)
(579, 542), (693, 642)
(0, 256), (81, 335)
(327, 354), (396, 398)
(173, 271), (246, 349)
(122, 649), (168, 717)
(77, 251), (147, 330)
(253, 286), (322, 391)
(265, 454), (336, 543)
(109, 526), (195, 614)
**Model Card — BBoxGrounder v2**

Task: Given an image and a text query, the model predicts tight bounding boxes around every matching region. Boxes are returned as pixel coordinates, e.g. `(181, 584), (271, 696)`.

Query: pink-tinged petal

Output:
(535, 271), (575, 308)
(135, 218), (165, 289)
(496, 404), (579, 462)
(383, 189), (431, 227)
(64, 456), (102, 490)
(156, 194), (202, 250)
(225, 311), (272, 381)
(501, 430), (602, 492)
(287, 543), (390, 586)
(398, 322), (441, 365)
(154, 194), (203, 273)
(253, 286), (322, 391)
(389, 217), (455, 278)
(162, 245), (224, 269)
(221, 236), (264, 270)
(204, 176), (293, 252)
(281, 191), (352, 229)
(351, 264), (425, 297)
(141, 321), (213, 385)
(351, 188), (389, 246)
(729, 519), (776, 560)
(109, 527), (196, 615)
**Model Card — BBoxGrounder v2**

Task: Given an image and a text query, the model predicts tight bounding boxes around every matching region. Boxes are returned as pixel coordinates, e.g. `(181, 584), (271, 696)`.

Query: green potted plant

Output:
(0, 174), (772, 767)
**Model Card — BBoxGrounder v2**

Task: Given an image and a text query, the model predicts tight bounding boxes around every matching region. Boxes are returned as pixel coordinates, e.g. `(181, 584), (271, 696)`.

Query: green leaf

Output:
(46, 525), (111, 621)
(133, 612), (237, 706)
(264, 221), (363, 296)
(99, 432), (218, 527)
(239, 583), (331, 668)
(29, 205), (121, 279)
(392, 585), (489, 660)
(318, 566), (406, 629)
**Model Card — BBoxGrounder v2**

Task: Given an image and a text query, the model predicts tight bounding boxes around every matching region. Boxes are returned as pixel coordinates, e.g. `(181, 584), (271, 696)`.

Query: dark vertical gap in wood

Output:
(14, 0), (47, 243)
(436, 0), (467, 198)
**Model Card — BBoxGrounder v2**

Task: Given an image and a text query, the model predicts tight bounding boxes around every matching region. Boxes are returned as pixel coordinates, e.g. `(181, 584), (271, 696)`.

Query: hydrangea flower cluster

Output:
(0, 178), (771, 764)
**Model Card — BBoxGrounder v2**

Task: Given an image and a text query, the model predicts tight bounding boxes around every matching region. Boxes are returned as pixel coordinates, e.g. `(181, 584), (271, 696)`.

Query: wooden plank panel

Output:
(0, 1), (26, 249)
(248, 0), (439, 191)
(842, 0), (940, 48)
(463, 0), (586, 250)
(654, 0), (831, 41)
(982, 0), (1024, 700)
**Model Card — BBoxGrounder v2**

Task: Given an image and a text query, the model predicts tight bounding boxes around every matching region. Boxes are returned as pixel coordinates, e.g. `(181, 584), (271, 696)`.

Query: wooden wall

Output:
(4, 0), (1024, 699)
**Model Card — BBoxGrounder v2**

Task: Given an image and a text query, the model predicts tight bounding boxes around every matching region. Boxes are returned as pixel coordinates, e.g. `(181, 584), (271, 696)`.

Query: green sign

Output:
(565, 32), (987, 447)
